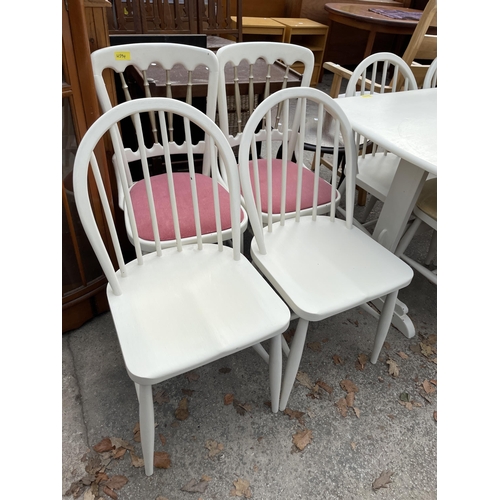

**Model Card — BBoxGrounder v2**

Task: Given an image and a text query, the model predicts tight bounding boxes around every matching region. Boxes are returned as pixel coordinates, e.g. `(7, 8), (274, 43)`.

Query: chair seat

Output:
(356, 152), (401, 201)
(250, 216), (413, 321)
(108, 245), (290, 385)
(127, 173), (247, 249)
(249, 159), (338, 216)
(415, 177), (437, 220)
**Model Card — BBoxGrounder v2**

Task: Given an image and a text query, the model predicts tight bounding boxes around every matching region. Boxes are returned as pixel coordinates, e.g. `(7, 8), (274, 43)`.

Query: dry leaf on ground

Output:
(185, 371), (199, 382)
(205, 439), (224, 458)
(224, 393), (234, 405)
(219, 367), (231, 373)
(153, 389), (169, 404)
(422, 380), (436, 394)
(340, 379), (359, 393)
(102, 485), (118, 499)
(105, 475), (128, 491)
(398, 351), (409, 359)
(154, 451), (171, 469)
(159, 433), (166, 446)
(372, 470), (393, 490)
(296, 371), (313, 389)
(292, 429), (313, 451)
(130, 451), (144, 468)
(387, 359), (400, 377)
(356, 353), (369, 370)
(181, 477), (210, 493)
(332, 354), (344, 365)
(335, 398), (348, 417)
(284, 408), (306, 425)
(175, 397), (189, 421)
(93, 438), (114, 453)
(316, 380), (333, 394)
(230, 478), (252, 498)
(345, 392), (355, 407)
(307, 341), (322, 352)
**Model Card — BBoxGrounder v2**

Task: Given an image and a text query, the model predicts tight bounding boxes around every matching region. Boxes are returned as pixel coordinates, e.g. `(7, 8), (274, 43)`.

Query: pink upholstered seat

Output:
(130, 173), (244, 242)
(249, 159), (333, 214)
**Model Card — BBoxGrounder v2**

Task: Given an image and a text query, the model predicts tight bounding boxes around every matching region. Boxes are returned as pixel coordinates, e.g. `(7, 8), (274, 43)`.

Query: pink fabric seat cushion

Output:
(249, 159), (333, 213)
(130, 173), (242, 242)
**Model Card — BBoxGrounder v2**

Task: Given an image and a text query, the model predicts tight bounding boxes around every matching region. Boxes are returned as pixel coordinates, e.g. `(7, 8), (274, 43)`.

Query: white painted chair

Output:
(216, 42), (340, 224)
(91, 43), (248, 252)
(72, 97), (290, 475)
(238, 87), (414, 410)
(334, 52), (419, 226)
(394, 60), (437, 284)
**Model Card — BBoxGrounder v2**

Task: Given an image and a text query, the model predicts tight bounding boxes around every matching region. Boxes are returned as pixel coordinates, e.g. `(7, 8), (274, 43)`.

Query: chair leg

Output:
(360, 194), (379, 223)
(370, 290), (398, 364)
(269, 334), (282, 413)
(279, 317), (309, 411)
(425, 230), (437, 265)
(138, 384), (155, 476)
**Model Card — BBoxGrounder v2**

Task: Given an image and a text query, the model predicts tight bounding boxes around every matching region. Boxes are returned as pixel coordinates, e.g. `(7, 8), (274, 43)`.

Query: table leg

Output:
(370, 159), (429, 338)
(364, 29), (377, 59)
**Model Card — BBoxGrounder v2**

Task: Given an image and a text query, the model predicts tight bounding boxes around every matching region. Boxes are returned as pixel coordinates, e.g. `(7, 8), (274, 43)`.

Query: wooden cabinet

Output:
(272, 18), (328, 86)
(235, 17), (286, 42)
(62, 0), (115, 332)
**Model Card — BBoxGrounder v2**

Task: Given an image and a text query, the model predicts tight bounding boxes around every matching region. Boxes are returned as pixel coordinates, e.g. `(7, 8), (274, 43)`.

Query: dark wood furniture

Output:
(324, 3), (423, 60)
(63, 0), (115, 332)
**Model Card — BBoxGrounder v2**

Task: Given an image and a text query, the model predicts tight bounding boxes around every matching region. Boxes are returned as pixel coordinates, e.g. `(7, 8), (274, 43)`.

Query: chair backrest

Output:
(400, 0), (437, 88)
(91, 43), (220, 198)
(423, 57), (437, 89)
(197, 0), (243, 42)
(73, 97), (243, 293)
(238, 86), (358, 247)
(216, 42), (315, 149)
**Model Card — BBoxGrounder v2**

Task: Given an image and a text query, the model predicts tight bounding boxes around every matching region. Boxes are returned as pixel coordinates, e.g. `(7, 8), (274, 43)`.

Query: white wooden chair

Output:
(238, 87), (414, 410)
(333, 52), (419, 226)
(216, 42), (340, 224)
(91, 43), (248, 252)
(72, 97), (290, 476)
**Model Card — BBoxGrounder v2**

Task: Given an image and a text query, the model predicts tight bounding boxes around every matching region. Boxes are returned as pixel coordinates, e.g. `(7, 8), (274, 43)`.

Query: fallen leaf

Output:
(383, 341), (391, 350)
(93, 438), (114, 453)
(433, 411), (437, 422)
(398, 351), (409, 359)
(230, 478), (252, 498)
(316, 379), (334, 394)
(419, 342), (434, 358)
(153, 389), (170, 404)
(154, 451), (171, 469)
(422, 380), (436, 394)
(112, 447), (127, 459)
(102, 485), (118, 500)
(181, 478), (210, 493)
(386, 359), (400, 377)
(185, 371), (199, 382)
(105, 475), (128, 491)
(353, 407), (361, 418)
(340, 379), (359, 393)
(356, 353), (369, 370)
(307, 341), (322, 352)
(296, 371), (313, 389)
(224, 393), (234, 405)
(159, 433), (167, 446)
(292, 429), (313, 451)
(182, 388), (195, 396)
(372, 470), (393, 490)
(133, 422), (141, 442)
(345, 392), (355, 407)
(156, 497), (169, 500)
(283, 408), (306, 425)
(205, 439), (224, 458)
(430, 379), (437, 386)
(351, 442), (357, 450)
(219, 367), (231, 374)
(399, 392), (411, 402)
(335, 398), (348, 417)
(175, 397), (190, 421)
(233, 399), (251, 415)
(83, 489), (95, 500)
(332, 354), (344, 365)
(130, 451), (144, 468)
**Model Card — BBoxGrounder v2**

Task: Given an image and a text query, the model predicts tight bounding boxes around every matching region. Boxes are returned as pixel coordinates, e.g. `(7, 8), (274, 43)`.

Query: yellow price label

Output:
(114, 51), (131, 61)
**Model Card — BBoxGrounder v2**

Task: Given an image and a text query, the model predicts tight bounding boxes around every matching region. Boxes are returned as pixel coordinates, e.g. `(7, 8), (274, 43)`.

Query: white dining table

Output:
(335, 88), (437, 338)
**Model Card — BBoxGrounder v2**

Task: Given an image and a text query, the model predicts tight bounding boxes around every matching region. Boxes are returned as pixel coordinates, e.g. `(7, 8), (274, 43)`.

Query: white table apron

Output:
(335, 88), (437, 338)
